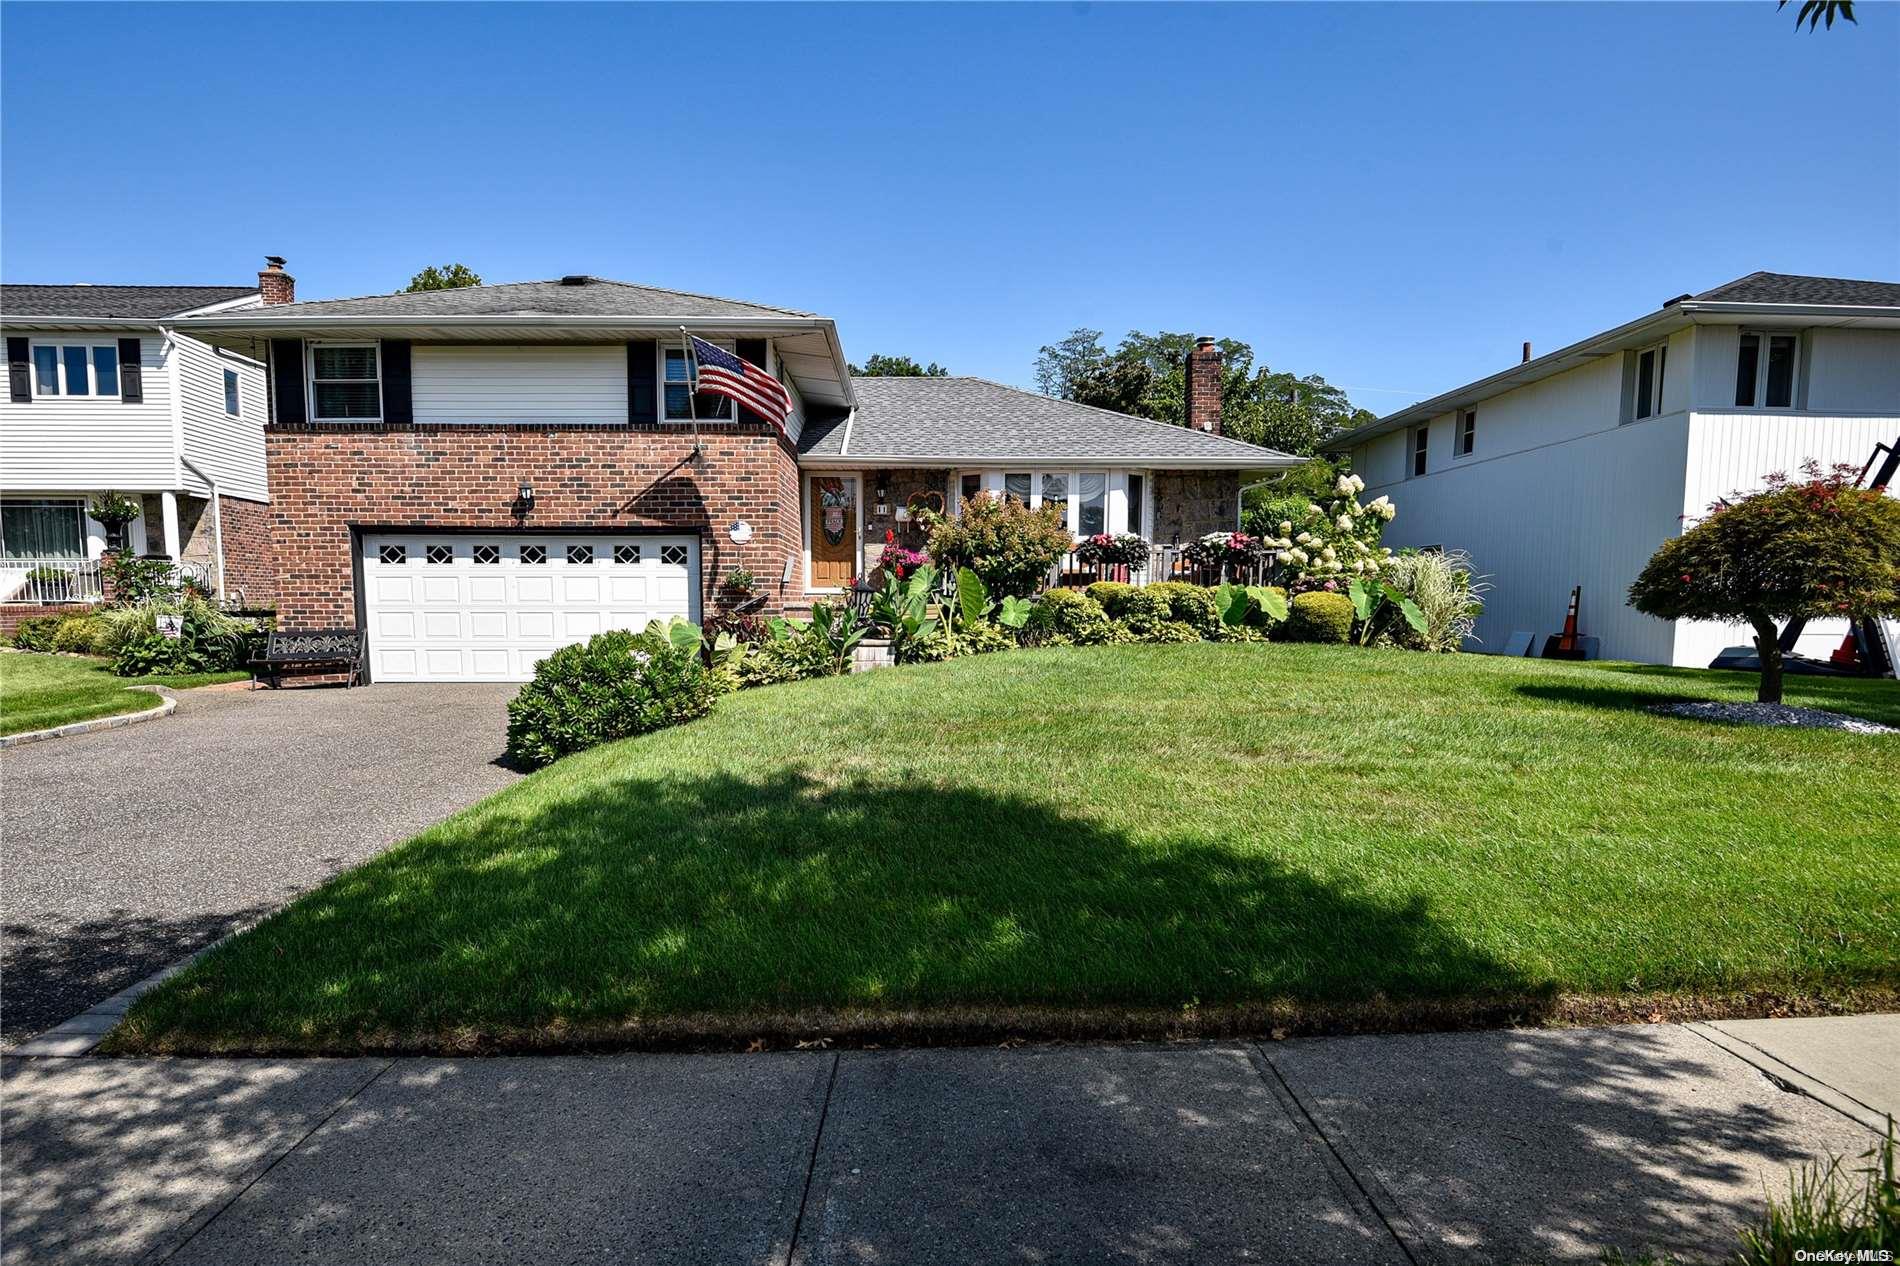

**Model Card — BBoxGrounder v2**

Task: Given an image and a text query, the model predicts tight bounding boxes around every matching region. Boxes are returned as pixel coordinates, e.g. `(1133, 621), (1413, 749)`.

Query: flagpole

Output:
(679, 325), (701, 459)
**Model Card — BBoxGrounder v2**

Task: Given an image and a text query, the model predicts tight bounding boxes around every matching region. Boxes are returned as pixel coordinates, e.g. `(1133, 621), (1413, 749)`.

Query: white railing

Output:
(1, 557), (105, 605)
(1048, 544), (1273, 591)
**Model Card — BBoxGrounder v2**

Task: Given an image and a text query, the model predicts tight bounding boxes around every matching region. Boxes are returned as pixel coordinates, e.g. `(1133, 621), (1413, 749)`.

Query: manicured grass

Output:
(0, 652), (247, 736)
(108, 645), (1900, 1054)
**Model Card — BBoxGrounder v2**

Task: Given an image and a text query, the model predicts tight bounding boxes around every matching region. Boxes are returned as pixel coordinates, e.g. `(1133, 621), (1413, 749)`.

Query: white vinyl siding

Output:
(176, 336), (269, 502)
(0, 332), (177, 489)
(411, 345), (629, 425)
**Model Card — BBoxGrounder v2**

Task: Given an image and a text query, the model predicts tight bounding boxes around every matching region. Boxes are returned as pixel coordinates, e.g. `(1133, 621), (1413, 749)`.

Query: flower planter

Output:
(851, 637), (895, 673)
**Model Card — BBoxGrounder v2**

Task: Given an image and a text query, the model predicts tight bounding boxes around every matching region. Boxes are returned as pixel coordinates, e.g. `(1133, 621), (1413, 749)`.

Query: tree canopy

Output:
(1628, 462), (1900, 701)
(404, 264), (483, 292)
(849, 354), (950, 377)
(1032, 328), (1375, 456)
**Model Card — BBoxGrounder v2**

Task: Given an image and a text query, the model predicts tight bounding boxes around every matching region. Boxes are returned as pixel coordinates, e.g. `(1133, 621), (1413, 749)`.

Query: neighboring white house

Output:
(2, 277), (276, 611)
(1334, 273), (1900, 667)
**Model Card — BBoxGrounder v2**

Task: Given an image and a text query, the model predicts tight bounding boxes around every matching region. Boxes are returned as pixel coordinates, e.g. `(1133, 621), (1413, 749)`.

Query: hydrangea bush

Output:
(1257, 472), (1397, 593)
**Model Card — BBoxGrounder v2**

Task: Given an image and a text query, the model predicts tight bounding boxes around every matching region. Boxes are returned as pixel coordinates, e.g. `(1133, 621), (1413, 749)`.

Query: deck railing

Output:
(1048, 544), (1273, 591)
(1, 557), (105, 605)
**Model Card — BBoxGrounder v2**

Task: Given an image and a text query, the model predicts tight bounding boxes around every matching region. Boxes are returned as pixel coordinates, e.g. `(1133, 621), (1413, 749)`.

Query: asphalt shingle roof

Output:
(1689, 272), (1900, 307)
(1, 284), (258, 320)
(190, 277), (815, 321)
(800, 376), (1298, 467)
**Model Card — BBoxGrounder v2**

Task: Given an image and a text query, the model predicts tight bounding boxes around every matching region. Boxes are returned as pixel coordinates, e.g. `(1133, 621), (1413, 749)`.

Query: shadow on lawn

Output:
(116, 769), (1551, 1049)
(1516, 671), (1900, 727)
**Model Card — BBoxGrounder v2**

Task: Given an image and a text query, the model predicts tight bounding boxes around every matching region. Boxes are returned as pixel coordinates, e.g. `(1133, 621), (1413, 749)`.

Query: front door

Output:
(809, 476), (857, 589)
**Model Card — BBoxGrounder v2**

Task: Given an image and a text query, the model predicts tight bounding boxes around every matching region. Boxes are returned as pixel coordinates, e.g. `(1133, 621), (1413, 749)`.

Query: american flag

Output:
(689, 335), (793, 431)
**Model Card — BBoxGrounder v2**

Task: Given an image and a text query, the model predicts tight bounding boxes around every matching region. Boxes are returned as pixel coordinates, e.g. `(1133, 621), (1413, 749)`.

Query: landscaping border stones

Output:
(0, 684), (176, 749)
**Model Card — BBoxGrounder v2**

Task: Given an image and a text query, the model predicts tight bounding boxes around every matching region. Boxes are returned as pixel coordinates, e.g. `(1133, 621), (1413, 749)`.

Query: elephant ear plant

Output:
(870, 564), (941, 660)
(1346, 577), (1428, 646)
(1214, 582), (1289, 628)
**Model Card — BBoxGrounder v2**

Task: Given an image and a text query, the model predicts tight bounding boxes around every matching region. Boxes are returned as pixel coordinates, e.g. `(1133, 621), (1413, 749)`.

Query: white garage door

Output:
(361, 532), (700, 682)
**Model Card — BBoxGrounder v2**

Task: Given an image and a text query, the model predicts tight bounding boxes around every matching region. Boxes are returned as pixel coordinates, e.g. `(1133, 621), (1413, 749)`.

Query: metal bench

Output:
(250, 629), (365, 688)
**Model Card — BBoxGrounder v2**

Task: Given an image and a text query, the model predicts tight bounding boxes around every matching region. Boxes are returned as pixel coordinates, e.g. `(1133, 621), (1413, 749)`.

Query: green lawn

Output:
(0, 652), (247, 736)
(106, 645), (1900, 1054)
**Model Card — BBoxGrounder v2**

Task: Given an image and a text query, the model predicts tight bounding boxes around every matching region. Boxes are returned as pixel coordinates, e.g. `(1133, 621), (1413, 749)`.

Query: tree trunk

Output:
(1749, 613), (1783, 705)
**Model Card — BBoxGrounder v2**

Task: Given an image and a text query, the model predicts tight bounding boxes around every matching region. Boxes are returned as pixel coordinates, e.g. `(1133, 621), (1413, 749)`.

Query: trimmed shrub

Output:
(1283, 591), (1354, 643)
(52, 615), (107, 655)
(1111, 589), (1173, 639)
(1024, 589), (1128, 647)
(11, 616), (62, 652)
(505, 627), (719, 770)
(1139, 620), (1204, 644)
(1143, 582), (1222, 633)
(1085, 581), (1136, 616)
(733, 634), (837, 688)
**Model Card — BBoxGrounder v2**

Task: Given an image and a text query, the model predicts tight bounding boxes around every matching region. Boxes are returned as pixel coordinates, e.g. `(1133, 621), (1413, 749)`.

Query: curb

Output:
(0, 685), (176, 749)
(1687, 1020), (1894, 1134)
(8, 921), (249, 1057)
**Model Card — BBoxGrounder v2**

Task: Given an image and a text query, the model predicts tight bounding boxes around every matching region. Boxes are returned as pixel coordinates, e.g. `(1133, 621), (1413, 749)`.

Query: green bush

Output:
(1085, 581), (1137, 616)
(925, 495), (1073, 599)
(733, 622), (845, 687)
(1138, 620), (1203, 644)
(505, 627), (719, 770)
(1025, 589), (1128, 647)
(103, 596), (258, 676)
(11, 616), (63, 652)
(52, 615), (107, 654)
(1143, 582), (1222, 633)
(1283, 591), (1354, 643)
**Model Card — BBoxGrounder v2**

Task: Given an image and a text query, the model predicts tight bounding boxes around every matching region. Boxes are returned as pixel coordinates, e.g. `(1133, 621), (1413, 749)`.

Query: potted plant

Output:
(1074, 532), (1152, 580)
(88, 491), (142, 552)
(722, 568), (756, 595)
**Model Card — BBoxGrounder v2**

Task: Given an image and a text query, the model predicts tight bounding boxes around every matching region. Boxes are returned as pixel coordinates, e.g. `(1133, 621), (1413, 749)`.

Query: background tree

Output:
(1033, 327), (1372, 456)
(1628, 463), (1900, 703)
(849, 353), (949, 377)
(1780, 0), (1855, 30)
(404, 263), (483, 292)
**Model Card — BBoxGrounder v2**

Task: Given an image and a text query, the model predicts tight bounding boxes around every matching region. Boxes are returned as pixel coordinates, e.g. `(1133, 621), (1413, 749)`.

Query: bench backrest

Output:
(264, 629), (364, 662)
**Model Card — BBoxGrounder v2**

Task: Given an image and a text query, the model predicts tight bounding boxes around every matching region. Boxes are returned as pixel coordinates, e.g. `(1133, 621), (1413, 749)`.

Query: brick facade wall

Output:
(1152, 470), (1242, 545)
(0, 603), (87, 637)
(265, 421), (802, 629)
(218, 495), (276, 607)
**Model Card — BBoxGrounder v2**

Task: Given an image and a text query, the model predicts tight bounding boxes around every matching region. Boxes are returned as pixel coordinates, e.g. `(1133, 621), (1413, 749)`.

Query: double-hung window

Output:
(223, 368), (240, 416)
(30, 343), (118, 397)
(1410, 425), (1429, 477)
(1734, 332), (1798, 409)
(1632, 342), (1667, 420)
(662, 346), (733, 421)
(1457, 410), (1476, 457)
(309, 344), (381, 421)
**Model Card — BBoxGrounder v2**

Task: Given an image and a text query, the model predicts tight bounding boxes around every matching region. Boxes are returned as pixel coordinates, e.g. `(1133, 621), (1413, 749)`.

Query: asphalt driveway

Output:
(1, 683), (521, 1047)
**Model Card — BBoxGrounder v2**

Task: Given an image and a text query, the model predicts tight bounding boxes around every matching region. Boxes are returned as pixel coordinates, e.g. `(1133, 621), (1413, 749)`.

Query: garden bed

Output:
(104, 645), (1899, 1055)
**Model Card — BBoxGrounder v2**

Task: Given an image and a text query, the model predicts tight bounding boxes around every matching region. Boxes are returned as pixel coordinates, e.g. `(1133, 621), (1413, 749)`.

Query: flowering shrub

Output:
(925, 494), (1073, 598)
(1256, 472), (1397, 593)
(1075, 533), (1151, 567)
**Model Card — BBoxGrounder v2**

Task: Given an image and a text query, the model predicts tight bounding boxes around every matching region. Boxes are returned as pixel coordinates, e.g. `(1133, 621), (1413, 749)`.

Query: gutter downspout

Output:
(179, 455), (224, 600)
(1237, 472), (1290, 529)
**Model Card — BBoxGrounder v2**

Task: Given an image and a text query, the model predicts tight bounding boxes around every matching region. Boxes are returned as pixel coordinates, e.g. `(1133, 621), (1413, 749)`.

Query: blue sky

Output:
(3, 2), (1895, 414)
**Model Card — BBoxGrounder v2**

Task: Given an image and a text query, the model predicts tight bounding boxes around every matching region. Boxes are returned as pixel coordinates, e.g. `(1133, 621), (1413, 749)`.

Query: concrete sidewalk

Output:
(4, 1017), (1892, 1266)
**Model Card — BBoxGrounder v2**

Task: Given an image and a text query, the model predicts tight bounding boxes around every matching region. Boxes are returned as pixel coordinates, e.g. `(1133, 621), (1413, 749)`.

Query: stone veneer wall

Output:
(265, 421), (802, 629)
(859, 468), (949, 579)
(1151, 470), (1243, 546)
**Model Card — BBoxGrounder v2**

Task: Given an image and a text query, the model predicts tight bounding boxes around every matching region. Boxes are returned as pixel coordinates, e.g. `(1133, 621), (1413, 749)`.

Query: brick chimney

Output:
(1184, 335), (1222, 434)
(259, 256), (295, 305)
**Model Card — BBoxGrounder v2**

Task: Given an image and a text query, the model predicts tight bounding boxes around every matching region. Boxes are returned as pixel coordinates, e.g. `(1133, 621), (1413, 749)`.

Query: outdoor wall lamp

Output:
(516, 482), (535, 510)
(874, 475), (891, 516)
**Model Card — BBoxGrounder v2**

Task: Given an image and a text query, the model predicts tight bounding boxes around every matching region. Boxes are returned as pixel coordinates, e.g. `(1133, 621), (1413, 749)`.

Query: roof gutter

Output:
(797, 454), (1302, 471)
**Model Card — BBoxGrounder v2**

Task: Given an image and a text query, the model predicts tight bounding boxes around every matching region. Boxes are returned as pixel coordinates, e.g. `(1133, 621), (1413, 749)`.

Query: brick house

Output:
(171, 264), (1297, 683)
(2, 282), (276, 633)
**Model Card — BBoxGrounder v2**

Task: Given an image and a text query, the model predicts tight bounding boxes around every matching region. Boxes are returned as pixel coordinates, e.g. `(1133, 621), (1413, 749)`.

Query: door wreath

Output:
(816, 477), (850, 546)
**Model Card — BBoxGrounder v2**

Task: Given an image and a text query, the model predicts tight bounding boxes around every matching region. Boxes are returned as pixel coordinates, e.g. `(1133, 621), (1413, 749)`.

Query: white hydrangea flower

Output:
(1278, 520), (1292, 535)
(1335, 514), (1353, 532)
(1296, 531), (1313, 545)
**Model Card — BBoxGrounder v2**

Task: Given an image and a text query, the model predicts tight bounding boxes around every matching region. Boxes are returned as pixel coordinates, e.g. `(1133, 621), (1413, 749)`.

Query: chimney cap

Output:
(1194, 335), (1216, 349)
(263, 255), (287, 270)
(559, 274), (591, 286)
